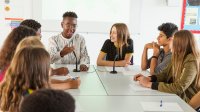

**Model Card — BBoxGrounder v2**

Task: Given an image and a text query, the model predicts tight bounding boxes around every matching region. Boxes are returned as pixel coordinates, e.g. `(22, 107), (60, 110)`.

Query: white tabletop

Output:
(74, 95), (195, 112)
(95, 65), (174, 96)
(51, 64), (107, 95)
(51, 64), (195, 112)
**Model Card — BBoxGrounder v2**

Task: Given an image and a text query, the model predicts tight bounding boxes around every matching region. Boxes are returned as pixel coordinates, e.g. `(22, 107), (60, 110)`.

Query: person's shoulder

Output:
(103, 39), (112, 45)
(184, 53), (197, 62)
(74, 33), (84, 39)
(49, 34), (61, 40)
(127, 38), (133, 41)
(127, 38), (133, 44)
(105, 39), (111, 42)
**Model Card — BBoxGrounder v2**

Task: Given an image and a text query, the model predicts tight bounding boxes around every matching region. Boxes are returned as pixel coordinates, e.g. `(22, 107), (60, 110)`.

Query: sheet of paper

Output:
(122, 70), (150, 76)
(51, 74), (72, 81)
(122, 65), (150, 76)
(140, 101), (183, 112)
(129, 82), (152, 91)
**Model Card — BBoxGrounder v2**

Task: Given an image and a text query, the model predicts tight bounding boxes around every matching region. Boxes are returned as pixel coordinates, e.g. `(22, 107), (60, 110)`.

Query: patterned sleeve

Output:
(48, 36), (62, 64)
(79, 36), (90, 67)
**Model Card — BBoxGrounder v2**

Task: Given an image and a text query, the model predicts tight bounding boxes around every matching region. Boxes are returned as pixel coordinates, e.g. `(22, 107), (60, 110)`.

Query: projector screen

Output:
(32, 0), (141, 34)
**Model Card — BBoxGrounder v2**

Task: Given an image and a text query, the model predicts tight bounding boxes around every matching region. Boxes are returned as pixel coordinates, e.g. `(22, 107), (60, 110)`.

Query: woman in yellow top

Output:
(97, 23), (134, 67)
(134, 30), (200, 102)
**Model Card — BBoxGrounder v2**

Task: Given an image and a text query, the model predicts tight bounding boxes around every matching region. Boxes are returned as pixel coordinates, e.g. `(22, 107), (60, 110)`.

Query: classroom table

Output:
(51, 64), (195, 112)
(74, 95), (195, 112)
(51, 64), (107, 95)
(95, 65), (174, 96)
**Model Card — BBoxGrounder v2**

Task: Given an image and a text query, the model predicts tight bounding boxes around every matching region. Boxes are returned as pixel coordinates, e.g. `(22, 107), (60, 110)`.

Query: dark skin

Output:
(60, 17), (88, 71)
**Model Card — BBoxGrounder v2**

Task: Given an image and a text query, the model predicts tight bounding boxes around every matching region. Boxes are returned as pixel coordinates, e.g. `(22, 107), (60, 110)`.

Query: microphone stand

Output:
(72, 51), (80, 72)
(110, 54), (118, 74)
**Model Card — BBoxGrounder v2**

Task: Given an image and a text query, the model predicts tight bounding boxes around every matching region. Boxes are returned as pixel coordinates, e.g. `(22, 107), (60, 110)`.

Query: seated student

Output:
(20, 19), (69, 76)
(134, 30), (200, 103)
(0, 47), (50, 112)
(189, 91), (200, 111)
(48, 11), (90, 71)
(97, 23), (133, 67)
(141, 23), (178, 75)
(16, 36), (81, 89)
(19, 89), (75, 112)
(0, 25), (36, 82)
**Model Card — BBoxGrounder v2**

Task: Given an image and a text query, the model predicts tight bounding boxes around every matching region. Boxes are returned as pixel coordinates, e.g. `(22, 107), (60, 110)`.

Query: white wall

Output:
(135, 0), (183, 65)
(2, 0), (198, 65)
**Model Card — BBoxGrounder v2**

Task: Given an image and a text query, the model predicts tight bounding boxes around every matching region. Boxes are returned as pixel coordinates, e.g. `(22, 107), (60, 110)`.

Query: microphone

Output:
(110, 54), (118, 74)
(72, 51), (80, 72)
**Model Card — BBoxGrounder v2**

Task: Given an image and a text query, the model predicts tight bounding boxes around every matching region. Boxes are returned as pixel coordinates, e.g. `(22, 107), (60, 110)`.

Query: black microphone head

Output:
(114, 54), (118, 60)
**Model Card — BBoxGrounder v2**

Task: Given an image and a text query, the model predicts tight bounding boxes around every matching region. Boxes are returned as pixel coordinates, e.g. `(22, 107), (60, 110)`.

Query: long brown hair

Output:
(110, 23), (130, 57)
(0, 47), (50, 112)
(0, 26), (36, 70)
(172, 30), (200, 87)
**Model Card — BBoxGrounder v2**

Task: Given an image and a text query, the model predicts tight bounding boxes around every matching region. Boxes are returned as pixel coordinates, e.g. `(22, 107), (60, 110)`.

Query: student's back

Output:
(20, 89), (75, 112)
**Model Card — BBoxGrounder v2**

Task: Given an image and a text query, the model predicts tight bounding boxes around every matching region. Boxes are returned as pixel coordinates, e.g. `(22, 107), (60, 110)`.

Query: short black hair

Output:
(20, 19), (41, 31)
(158, 22), (178, 38)
(63, 11), (78, 19)
(20, 89), (75, 112)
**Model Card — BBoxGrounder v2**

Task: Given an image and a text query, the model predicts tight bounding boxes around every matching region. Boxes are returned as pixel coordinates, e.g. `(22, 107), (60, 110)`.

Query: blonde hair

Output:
(0, 47), (50, 112)
(110, 23), (130, 57)
(15, 36), (44, 53)
(172, 30), (200, 87)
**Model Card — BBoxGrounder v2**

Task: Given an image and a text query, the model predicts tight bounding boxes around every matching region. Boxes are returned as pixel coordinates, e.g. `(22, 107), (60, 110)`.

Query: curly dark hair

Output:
(0, 25), (36, 70)
(63, 11), (78, 19)
(158, 22), (178, 38)
(20, 89), (75, 112)
(20, 19), (41, 31)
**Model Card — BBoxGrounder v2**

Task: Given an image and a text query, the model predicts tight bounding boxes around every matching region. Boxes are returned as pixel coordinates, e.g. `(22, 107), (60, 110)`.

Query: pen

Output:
(71, 77), (78, 80)
(160, 100), (162, 107)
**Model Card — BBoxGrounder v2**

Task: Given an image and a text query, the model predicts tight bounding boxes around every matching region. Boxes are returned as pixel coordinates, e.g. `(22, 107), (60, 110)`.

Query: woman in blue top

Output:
(97, 23), (134, 67)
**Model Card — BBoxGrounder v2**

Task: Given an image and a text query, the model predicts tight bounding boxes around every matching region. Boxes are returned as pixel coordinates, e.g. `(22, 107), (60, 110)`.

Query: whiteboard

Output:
(32, 0), (142, 34)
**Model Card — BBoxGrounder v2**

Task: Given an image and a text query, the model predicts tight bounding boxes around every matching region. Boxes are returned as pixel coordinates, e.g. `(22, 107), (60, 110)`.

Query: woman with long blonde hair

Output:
(134, 30), (200, 102)
(16, 36), (81, 90)
(0, 47), (50, 112)
(97, 23), (133, 67)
